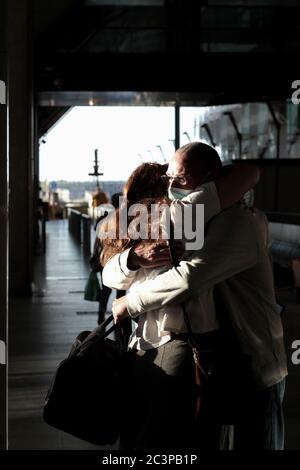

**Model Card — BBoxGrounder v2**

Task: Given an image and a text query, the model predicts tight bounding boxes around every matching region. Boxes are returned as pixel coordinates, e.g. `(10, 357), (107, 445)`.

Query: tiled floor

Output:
(8, 220), (119, 449)
(8, 219), (300, 449)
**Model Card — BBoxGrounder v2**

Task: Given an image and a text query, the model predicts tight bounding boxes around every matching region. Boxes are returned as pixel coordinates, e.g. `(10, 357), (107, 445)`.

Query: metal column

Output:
(223, 111), (242, 159)
(175, 104), (180, 150)
(201, 123), (216, 147)
(267, 101), (281, 211)
(8, 0), (34, 295)
(0, 0), (8, 450)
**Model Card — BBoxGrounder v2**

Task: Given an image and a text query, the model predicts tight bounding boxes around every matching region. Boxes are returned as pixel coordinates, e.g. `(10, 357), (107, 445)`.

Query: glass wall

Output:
(180, 100), (300, 161)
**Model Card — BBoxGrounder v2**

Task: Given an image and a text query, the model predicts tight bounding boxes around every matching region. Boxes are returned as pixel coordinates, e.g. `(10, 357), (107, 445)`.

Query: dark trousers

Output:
(234, 379), (285, 450)
(194, 346), (286, 450)
(181, 330), (286, 450)
(120, 339), (197, 451)
(120, 334), (285, 451)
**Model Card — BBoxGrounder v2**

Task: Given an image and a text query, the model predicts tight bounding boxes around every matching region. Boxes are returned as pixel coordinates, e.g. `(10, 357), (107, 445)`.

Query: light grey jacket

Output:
(123, 204), (288, 390)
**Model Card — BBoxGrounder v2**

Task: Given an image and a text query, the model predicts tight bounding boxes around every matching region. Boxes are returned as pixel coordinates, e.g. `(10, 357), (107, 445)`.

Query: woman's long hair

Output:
(99, 162), (169, 266)
(124, 162), (168, 203)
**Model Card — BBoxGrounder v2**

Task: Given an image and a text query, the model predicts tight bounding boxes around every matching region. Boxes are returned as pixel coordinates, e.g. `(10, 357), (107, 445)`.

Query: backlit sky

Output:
(39, 106), (177, 182)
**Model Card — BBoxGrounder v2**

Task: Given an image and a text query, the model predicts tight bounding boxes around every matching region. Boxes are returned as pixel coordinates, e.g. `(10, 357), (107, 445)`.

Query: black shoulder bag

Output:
(43, 315), (127, 445)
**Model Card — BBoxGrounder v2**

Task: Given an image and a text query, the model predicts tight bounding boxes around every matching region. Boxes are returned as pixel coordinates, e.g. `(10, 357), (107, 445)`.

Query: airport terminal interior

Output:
(1, 0), (300, 450)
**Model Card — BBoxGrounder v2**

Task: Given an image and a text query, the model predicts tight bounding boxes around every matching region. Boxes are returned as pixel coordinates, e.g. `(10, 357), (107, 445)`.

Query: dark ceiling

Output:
(35, 0), (300, 93)
(34, 0), (300, 136)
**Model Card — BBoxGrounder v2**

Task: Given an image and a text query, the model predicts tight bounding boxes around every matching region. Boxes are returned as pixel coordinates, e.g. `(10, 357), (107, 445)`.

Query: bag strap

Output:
(100, 313), (115, 331)
(77, 314), (124, 352)
(169, 218), (207, 416)
(169, 218), (199, 351)
(97, 314), (123, 339)
(182, 303), (208, 418)
(169, 219), (201, 352)
(181, 304), (207, 373)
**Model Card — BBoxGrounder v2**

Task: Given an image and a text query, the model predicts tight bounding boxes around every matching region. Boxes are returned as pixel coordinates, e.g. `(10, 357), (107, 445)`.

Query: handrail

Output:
(68, 209), (91, 257)
(82, 214), (91, 257)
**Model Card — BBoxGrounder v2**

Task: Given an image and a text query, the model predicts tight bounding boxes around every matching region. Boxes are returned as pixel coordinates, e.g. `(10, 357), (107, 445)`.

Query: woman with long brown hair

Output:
(98, 162), (169, 267)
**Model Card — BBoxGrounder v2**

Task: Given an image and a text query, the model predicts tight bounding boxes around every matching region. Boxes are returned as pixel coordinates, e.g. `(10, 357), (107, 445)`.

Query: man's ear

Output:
(199, 170), (215, 185)
(210, 167), (225, 181)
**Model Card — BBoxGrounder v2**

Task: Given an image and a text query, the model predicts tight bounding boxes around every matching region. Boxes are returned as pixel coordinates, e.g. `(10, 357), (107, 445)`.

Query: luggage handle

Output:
(96, 314), (123, 339)
(77, 314), (125, 352)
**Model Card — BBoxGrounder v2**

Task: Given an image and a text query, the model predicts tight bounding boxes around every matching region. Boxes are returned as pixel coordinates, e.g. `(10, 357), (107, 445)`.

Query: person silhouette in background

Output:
(90, 192), (126, 325)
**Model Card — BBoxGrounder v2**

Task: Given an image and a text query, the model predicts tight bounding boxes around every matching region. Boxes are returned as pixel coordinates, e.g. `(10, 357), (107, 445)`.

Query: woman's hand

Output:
(127, 240), (173, 270)
(112, 295), (130, 323)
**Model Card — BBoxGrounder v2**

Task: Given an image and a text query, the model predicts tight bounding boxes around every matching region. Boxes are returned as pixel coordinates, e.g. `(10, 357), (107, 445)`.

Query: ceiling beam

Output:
(36, 52), (297, 102)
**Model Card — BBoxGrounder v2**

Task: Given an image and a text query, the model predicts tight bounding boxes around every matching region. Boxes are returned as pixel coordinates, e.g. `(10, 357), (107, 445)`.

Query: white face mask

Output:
(168, 187), (195, 201)
(167, 171), (212, 201)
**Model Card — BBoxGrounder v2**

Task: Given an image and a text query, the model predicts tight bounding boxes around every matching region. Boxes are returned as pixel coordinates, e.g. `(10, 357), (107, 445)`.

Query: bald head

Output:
(176, 142), (222, 174)
(167, 142), (222, 190)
